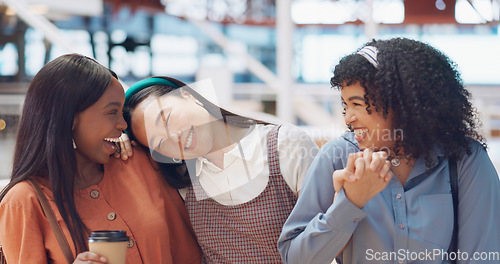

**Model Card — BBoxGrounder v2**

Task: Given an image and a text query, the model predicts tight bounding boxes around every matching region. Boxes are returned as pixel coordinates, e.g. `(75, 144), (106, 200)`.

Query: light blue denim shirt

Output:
(278, 132), (500, 264)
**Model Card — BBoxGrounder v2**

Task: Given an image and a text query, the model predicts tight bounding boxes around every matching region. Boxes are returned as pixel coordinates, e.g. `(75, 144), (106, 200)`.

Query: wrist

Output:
(344, 190), (369, 209)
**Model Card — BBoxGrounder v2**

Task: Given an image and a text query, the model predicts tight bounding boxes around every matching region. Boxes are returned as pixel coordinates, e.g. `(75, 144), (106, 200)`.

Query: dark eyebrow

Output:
(103, 102), (122, 109)
(155, 108), (171, 126)
(348, 96), (365, 101)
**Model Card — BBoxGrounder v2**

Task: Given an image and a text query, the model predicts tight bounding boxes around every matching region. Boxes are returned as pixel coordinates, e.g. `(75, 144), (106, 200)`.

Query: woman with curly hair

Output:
(278, 38), (500, 264)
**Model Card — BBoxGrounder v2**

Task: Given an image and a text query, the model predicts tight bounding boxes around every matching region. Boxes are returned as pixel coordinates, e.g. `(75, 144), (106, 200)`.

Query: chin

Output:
(98, 155), (112, 164)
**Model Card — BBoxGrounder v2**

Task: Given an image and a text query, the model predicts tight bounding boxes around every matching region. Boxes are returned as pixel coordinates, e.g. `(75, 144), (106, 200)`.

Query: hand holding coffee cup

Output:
(88, 230), (129, 264)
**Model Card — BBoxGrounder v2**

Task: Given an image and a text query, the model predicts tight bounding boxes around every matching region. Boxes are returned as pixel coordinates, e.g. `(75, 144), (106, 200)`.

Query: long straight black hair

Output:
(0, 54), (118, 254)
(124, 76), (270, 189)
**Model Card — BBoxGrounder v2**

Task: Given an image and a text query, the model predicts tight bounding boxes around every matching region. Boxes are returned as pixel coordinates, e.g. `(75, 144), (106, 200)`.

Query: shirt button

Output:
(399, 224), (405, 229)
(353, 218), (360, 223)
(107, 212), (116, 221)
(396, 193), (402, 199)
(90, 190), (99, 199)
(128, 238), (134, 248)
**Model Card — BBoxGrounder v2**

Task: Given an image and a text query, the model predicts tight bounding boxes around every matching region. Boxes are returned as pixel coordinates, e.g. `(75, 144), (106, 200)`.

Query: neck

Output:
(389, 156), (415, 185)
(204, 122), (251, 169)
(75, 154), (104, 189)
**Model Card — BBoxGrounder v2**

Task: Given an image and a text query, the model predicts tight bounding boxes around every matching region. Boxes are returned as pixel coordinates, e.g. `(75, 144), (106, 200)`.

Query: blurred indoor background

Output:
(1, 0), (499, 185)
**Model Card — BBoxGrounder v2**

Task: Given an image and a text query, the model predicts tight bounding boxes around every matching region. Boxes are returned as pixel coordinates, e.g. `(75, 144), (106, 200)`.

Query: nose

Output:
(117, 114), (128, 131)
(344, 109), (357, 125)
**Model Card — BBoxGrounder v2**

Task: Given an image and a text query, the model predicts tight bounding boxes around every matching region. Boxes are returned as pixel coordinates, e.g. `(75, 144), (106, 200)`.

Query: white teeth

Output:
(185, 128), (193, 149)
(104, 137), (120, 143)
(354, 129), (368, 136)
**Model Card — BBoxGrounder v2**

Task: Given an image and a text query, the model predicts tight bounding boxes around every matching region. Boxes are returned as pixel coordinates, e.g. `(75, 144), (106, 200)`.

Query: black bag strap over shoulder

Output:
(448, 158), (459, 264)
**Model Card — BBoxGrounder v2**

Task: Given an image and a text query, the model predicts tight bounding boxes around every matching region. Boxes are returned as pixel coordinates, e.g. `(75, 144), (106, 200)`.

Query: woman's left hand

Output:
(114, 133), (134, 160)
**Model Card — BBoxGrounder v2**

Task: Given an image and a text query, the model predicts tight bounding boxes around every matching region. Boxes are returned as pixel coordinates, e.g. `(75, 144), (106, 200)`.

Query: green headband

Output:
(124, 77), (179, 106)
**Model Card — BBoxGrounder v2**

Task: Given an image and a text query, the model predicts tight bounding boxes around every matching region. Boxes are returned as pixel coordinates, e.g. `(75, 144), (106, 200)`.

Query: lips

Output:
(104, 137), (120, 154)
(183, 126), (195, 151)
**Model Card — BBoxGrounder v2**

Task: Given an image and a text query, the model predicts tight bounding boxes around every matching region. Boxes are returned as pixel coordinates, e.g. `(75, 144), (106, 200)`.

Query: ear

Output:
(180, 88), (194, 100)
(179, 88), (204, 107)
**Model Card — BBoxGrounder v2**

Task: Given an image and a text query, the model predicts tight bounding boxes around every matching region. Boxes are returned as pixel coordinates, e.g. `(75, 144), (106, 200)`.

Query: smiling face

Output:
(130, 90), (218, 160)
(72, 77), (127, 164)
(341, 82), (396, 151)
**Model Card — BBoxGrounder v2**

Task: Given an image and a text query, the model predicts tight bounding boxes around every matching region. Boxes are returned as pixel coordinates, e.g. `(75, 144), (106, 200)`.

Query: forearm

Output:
(279, 190), (368, 264)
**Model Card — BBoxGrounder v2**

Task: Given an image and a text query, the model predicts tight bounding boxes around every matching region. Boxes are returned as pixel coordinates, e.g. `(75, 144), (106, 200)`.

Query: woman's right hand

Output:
(332, 150), (392, 203)
(73, 251), (107, 263)
(113, 133), (135, 160)
(343, 148), (393, 208)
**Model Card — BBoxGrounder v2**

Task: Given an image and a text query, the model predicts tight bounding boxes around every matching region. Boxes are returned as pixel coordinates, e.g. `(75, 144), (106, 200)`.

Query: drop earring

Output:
(72, 139), (77, 149)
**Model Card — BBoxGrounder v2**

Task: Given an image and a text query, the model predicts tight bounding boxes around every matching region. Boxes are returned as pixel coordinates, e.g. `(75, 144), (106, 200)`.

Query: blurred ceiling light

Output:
(5, 7), (16, 16)
(29, 4), (49, 15)
(456, 0), (495, 23)
(435, 0), (447, 11)
(0, 119), (6, 131)
(292, 0), (356, 24)
(291, 0), (404, 24)
(4, 5), (48, 16)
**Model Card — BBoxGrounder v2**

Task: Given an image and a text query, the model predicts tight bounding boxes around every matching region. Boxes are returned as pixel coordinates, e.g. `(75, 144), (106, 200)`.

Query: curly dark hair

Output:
(330, 37), (485, 166)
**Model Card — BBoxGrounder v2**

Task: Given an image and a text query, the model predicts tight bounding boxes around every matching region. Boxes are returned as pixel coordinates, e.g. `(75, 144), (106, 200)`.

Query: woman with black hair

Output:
(123, 76), (320, 263)
(278, 38), (500, 264)
(0, 54), (202, 263)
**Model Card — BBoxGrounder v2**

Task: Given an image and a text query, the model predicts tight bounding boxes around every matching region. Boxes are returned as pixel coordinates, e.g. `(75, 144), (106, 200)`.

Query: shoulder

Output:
(455, 138), (498, 183)
(276, 123), (311, 139)
(458, 138), (489, 163)
(107, 147), (155, 171)
(457, 138), (491, 170)
(321, 132), (359, 153)
(276, 124), (317, 146)
(255, 123), (311, 139)
(272, 124), (319, 159)
(466, 138), (487, 153)
(105, 147), (162, 185)
(0, 180), (41, 214)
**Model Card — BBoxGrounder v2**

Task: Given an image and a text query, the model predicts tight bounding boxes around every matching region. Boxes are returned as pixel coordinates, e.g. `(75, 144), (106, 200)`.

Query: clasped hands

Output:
(332, 148), (393, 208)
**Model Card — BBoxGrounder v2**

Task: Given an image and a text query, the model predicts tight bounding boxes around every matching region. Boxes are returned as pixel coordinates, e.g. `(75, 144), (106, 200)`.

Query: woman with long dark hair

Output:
(123, 76), (320, 263)
(0, 55), (201, 263)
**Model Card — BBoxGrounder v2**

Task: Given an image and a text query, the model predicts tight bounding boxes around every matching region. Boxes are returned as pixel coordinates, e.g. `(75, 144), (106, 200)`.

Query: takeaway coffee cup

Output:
(88, 230), (129, 264)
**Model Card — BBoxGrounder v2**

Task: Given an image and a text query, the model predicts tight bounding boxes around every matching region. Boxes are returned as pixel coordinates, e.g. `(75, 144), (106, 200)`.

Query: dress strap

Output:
(266, 125), (282, 176)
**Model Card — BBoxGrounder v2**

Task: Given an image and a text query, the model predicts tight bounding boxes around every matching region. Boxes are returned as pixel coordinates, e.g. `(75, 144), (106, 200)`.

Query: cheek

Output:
(130, 119), (149, 146)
